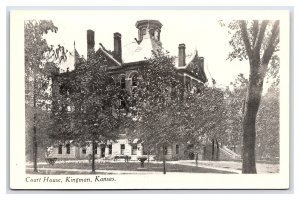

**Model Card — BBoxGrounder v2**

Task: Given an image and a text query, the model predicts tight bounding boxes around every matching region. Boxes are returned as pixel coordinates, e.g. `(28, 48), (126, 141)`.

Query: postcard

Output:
(10, 9), (290, 189)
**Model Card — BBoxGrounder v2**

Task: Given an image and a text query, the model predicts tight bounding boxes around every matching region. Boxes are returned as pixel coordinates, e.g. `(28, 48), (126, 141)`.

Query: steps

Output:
(219, 146), (241, 161)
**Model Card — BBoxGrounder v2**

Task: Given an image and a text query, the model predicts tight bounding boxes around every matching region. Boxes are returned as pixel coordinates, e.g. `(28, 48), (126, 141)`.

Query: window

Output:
(120, 144), (125, 155)
(120, 97), (126, 108)
(132, 144), (137, 155)
(176, 144), (179, 154)
(58, 145), (63, 154)
(82, 148), (86, 154)
(66, 143), (70, 154)
(120, 76), (126, 89)
(164, 146), (168, 155)
(149, 29), (154, 37)
(132, 74), (138, 86)
(108, 145), (112, 155)
(93, 144), (97, 154)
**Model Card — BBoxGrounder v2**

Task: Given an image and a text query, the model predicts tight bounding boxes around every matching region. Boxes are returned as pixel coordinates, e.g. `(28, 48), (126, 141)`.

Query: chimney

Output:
(178, 44), (186, 67)
(113, 32), (122, 62)
(199, 57), (204, 70)
(87, 29), (95, 59)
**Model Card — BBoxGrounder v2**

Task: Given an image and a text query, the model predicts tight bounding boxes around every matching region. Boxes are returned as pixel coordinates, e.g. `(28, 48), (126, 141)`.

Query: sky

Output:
(44, 10), (250, 88)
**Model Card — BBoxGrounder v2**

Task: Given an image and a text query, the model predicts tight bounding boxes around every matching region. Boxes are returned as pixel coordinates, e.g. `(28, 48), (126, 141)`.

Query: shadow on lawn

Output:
(26, 162), (236, 175)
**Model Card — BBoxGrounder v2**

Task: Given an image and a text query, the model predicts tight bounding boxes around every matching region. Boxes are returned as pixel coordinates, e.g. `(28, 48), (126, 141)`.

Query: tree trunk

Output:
(242, 62), (264, 174)
(195, 153), (198, 166)
(91, 140), (96, 173)
(211, 139), (215, 161)
(216, 139), (220, 161)
(33, 123), (38, 172)
(33, 77), (38, 173)
(147, 151), (150, 163)
(162, 144), (166, 174)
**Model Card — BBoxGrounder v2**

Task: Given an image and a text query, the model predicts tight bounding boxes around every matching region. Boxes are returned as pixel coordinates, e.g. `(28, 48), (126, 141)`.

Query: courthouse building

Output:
(49, 20), (209, 161)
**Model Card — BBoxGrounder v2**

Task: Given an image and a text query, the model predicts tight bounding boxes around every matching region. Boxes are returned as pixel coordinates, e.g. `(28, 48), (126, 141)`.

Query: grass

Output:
(179, 160), (279, 173)
(26, 162), (236, 174)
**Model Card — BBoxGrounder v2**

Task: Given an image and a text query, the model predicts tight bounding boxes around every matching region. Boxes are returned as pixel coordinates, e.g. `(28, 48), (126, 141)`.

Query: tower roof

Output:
(135, 20), (163, 29)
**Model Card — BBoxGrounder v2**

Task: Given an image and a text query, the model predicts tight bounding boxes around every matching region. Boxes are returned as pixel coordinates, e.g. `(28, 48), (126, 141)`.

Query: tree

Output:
(25, 20), (65, 172)
(51, 51), (120, 173)
(183, 84), (227, 162)
(256, 83), (279, 160)
(223, 20), (279, 173)
(130, 51), (185, 174)
(223, 74), (248, 153)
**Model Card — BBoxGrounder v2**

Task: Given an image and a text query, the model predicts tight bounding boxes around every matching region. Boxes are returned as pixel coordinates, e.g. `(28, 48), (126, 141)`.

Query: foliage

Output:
(223, 74), (248, 149)
(223, 20), (280, 173)
(129, 50), (227, 163)
(130, 50), (185, 154)
(223, 73), (280, 161)
(256, 83), (280, 160)
(50, 51), (121, 172)
(25, 20), (66, 168)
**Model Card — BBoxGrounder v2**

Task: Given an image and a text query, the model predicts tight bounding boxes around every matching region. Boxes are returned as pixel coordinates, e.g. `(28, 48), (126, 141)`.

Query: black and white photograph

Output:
(10, 9), (290, 189)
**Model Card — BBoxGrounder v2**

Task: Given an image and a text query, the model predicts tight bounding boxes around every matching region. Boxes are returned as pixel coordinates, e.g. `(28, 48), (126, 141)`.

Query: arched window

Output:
(154, 30), (160, 40)
(149, 29), (154, 37)
(132, 74), (138, 86)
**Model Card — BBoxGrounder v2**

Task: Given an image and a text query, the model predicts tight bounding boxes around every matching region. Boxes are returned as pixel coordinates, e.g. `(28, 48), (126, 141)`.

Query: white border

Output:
(10, 9), (290, 190)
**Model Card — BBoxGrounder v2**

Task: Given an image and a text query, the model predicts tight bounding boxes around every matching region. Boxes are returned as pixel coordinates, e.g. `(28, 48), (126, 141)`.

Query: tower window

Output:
(149, 29), (154, 37)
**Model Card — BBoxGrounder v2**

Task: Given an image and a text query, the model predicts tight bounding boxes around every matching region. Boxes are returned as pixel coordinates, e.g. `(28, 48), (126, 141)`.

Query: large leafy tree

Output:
(222, 20), (279, 173)
(256, 83), (280, 161)
(223, 74), (248, 153)
(51, 51), (120, 173)
(25, 20), (65, 172)
(183, 84), (227, 162)
(130, 51), (185, 174)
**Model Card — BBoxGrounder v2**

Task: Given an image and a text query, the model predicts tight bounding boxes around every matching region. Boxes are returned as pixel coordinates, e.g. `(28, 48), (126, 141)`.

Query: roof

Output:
(57, 49), (78, 73)
(57, 42), (83, 73)
(122, 31), (162, 63)
(174, 50), (197, 69)
(97, 45), (122, 66)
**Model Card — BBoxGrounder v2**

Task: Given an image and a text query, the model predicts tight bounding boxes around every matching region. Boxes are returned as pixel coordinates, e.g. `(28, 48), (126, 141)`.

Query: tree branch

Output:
(239, 20), (253, 59)
(262, 20), (280, 65)
(252, 20), (259, 47)
(254, 20), (269, 55)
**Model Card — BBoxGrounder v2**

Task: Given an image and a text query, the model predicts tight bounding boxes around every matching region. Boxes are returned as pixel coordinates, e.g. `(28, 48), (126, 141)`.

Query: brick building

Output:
(49, 20), (208, 161)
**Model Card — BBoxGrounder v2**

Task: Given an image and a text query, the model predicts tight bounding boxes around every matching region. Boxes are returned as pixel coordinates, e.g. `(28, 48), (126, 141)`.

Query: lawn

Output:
(177, 160), (279, 173)
(26, 161), (235, 174)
